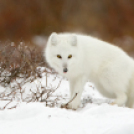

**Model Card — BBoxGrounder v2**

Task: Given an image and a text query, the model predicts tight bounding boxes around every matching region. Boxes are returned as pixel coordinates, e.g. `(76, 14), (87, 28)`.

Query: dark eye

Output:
(68, 54), (72, 59)
(57, 54), (62, 59)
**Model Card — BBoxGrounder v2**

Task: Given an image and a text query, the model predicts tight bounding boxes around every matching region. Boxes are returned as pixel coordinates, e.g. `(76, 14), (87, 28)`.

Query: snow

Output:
(0, 69), (134, 134)
(0, 103), (134, 134)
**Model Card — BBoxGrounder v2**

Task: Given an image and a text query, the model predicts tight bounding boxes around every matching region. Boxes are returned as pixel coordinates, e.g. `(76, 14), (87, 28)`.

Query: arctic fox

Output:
(45, 32), (134, 109)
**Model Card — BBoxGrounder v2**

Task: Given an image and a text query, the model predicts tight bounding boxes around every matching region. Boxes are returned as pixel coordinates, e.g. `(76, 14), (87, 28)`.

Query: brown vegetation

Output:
(0, 42), (59, 110)
(0, 0), (134, 43)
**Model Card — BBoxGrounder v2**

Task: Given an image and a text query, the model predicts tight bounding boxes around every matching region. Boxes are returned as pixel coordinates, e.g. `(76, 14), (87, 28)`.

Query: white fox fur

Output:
(45, 32), (134, 109)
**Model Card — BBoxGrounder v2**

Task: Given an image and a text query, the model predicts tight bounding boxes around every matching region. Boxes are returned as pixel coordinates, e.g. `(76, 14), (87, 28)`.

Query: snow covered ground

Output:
(0, 69), (134, 134)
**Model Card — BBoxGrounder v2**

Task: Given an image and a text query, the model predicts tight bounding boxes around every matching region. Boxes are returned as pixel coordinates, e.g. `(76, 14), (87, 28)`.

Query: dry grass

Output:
(0, 41), (60, 110)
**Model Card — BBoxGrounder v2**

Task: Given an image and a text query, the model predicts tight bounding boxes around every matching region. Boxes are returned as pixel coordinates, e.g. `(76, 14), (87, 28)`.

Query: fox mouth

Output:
(63, 68), (68, 73)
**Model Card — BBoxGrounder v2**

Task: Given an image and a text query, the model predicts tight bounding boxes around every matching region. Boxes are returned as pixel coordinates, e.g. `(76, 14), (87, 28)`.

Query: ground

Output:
(0, 68), (134, 134)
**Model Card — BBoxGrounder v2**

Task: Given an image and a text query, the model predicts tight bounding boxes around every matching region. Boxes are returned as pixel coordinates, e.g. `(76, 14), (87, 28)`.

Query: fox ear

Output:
(50, 32), (58, 45)
(68, 35), (77, 46)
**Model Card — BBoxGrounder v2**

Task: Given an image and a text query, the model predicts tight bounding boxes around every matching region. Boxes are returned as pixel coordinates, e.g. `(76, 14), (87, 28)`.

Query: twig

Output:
(61, 93), (78, 108)
(2, 101), (12, 109)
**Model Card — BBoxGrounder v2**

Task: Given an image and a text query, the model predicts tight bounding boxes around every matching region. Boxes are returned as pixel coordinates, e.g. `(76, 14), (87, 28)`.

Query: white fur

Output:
(45, 32), (134, 109)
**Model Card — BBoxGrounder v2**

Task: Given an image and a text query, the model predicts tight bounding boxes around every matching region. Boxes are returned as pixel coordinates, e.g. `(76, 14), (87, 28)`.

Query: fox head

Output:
(45, 32), (78, 76)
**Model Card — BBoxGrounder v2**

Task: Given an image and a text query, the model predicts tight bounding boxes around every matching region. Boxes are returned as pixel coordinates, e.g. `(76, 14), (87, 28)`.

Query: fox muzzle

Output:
(63, 68), (68, 73)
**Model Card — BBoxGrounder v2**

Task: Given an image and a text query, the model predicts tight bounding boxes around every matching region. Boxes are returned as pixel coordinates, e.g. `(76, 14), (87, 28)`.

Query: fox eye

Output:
(57, 54), (62, 59)
(68, 54), (72, 59)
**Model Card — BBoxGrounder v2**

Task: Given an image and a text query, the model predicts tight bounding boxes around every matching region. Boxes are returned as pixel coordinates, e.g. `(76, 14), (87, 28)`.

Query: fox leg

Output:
(66, 77), (86, 110)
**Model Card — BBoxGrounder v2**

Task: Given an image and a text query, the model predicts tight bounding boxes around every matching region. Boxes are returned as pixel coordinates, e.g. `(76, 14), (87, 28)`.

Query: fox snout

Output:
(63, 63), (68, 73)
(63, 68), (68, 73)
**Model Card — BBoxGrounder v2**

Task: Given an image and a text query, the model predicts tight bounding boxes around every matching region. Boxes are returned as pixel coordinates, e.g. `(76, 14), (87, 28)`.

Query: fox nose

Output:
(63, 68), (68, 73)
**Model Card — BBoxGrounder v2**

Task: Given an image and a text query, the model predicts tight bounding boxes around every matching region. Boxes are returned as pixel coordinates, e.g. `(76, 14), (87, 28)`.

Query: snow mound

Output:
(0, 103), (134, 134)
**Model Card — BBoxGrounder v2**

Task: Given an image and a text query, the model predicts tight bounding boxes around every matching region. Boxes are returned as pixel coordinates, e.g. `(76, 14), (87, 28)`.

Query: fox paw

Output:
(66, 102), (79, 110)
(61, 102), (80, 110)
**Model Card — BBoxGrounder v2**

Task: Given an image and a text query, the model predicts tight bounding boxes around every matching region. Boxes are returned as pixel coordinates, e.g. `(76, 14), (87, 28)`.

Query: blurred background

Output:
(0, 0), (134, 55)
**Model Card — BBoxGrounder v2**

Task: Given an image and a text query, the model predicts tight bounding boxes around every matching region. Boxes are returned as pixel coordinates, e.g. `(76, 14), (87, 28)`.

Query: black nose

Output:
(63, 68), (68, 73)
